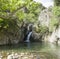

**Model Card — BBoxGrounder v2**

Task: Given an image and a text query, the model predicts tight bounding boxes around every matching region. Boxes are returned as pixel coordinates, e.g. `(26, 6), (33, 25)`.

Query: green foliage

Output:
(52, 6), (60, 29)
(54, 0), (60, 6)
(35, 25), (48, 34)
(53, 6), (60, 17)
(0, 0), (45, 31)
(52, 0), (60, 29)
(39, 26), (48, 34)
(49, 6), (60, 31)
(49, 16), (58, 31)
(16, 1), (45, 22)
(0, 0), (25, 12)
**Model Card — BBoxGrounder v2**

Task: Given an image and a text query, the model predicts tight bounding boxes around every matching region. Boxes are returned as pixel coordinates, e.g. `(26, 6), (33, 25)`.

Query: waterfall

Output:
(25, 31), (32, 42)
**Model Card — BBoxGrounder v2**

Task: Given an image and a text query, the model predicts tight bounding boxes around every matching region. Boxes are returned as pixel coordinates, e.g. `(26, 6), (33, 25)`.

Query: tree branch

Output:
(0, 15), (7, 19)
(10, 6), (25, 16)
(0, 6), (25, 20)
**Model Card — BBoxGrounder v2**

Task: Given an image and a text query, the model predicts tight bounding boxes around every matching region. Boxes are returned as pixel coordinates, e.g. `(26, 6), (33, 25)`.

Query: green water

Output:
(0, 42), (60, 59)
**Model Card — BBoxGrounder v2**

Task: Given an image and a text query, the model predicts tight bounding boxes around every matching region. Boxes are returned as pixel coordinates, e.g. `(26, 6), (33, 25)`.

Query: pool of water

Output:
(0, 42), (60, 59)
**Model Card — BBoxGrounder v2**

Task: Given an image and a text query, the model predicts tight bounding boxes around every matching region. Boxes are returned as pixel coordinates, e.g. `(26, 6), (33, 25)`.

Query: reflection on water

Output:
(0, 42), (59, 50)
(0, 42), (60, 59)
(24, 42), (31, 49)
(0, 42), (60, 51)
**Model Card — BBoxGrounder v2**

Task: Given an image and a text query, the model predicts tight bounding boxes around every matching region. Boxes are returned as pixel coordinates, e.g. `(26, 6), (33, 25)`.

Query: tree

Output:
(0, 0), (45, 31)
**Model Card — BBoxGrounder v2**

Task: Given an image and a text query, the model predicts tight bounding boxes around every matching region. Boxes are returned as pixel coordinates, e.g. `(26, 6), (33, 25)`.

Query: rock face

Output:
(47, 26), (60, 44)
(0, 21), (29, 45)
(38, 9), (52, 27)
(38, 8), (60, 44)
(0, 29), (22, 45)
(0, 23), (31, 45)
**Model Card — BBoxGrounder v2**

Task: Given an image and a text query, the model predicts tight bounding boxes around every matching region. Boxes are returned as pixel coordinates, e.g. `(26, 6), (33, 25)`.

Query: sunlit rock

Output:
(0, 54), (2, 59)
(47, 26), (60, 44)
(7, 54), (13, 59)
(56, 27), (60, 38)
(13, 53), (19, 59)
(20, 53), (24, 57)
(23, 57), (28, 59)
(38, 9), (52, 27)
(7, 52), (15, 59)
(48, 30), (56, 43)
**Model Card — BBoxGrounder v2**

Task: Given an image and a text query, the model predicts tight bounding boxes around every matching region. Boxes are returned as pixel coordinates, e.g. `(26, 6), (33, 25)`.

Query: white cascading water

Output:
(25, 31), (32, 42)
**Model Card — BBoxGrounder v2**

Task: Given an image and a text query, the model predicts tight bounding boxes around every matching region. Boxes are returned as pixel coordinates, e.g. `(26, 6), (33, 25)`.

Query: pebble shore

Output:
(0, 52), (57, 59)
